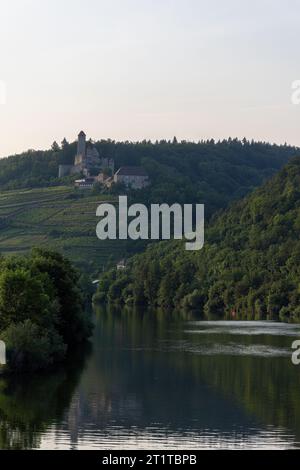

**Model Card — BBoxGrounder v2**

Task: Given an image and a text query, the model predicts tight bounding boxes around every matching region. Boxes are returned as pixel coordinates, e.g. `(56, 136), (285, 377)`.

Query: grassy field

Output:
(0, 186), (130, 276)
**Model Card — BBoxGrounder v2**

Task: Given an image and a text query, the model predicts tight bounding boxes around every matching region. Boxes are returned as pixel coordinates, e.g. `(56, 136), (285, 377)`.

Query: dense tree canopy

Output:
(0, 138), (298, 217)
(0, 249), (92, 371)
(97, 157), (300, 322)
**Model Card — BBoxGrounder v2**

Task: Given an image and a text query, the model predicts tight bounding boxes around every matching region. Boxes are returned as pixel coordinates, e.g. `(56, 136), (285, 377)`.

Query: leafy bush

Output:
(0, 250), (93, 372)
(2, 320), (66, 372)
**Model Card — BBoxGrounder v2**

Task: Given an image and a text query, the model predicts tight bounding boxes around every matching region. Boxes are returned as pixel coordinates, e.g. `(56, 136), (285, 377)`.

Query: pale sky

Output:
(0, 0), (300, 157)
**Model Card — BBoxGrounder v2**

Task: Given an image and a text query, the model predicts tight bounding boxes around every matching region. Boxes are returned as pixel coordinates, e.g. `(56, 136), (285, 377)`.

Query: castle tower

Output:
(77, 131), (86, 158)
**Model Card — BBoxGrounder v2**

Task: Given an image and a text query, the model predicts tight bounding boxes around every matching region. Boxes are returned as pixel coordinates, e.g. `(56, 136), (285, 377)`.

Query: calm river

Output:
(0, 307), (300, 449)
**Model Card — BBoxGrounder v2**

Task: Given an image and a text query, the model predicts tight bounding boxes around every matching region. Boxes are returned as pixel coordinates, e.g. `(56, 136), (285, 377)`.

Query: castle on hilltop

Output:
(59, 131), (149, 190)
(58, 131), (114, 178)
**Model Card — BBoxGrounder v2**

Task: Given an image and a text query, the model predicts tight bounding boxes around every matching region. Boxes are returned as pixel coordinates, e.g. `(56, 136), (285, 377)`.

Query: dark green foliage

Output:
(0, 138), (296, 278)
(29, 249), (91, 344)
(99, 139), (298, 217)
(0, 250), (92, 371)
(0, 267), (56, 330)
(99, 157), (300, 322)
(0, 139), (298, 219)
(2, 320), (66, 372)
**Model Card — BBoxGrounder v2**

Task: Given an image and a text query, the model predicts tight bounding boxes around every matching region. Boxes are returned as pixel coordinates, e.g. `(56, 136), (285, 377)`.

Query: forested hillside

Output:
(0, 138), (299, 277)
(98, 157), (300, 322)
(0, 138), (298, 216)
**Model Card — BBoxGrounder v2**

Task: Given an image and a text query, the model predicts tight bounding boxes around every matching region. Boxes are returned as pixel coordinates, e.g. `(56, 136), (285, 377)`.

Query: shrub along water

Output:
(0, 249), (93, 372)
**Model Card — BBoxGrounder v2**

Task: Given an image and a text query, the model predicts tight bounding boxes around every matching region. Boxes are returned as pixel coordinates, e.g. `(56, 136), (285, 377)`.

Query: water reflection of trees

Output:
(90, 306), (300, 442)
(1, 306), (300, 448)
(0, 343), (91, 449)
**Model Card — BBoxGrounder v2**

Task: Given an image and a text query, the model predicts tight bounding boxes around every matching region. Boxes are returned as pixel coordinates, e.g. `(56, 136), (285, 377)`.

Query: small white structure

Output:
(114, 167), (149, 189)
(117, 259), (126, 270)
(74, 177), (95, 189)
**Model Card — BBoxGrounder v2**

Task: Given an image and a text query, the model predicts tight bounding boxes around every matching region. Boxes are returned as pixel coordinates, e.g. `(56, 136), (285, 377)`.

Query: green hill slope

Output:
(100, 157), (300, 322)
(0, 139), (298, 216)
(0, 186), (130, 275)
(0, 138), (299, 277)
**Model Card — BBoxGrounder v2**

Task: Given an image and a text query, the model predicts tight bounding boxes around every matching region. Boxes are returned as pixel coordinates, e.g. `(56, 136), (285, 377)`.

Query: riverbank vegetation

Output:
(0, 249), (92, 372)
(96, 157), (300, 322)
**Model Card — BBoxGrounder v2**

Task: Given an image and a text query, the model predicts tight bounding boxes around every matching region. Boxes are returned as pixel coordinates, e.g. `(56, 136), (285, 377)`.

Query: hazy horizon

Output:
(1, 0), (300, 157)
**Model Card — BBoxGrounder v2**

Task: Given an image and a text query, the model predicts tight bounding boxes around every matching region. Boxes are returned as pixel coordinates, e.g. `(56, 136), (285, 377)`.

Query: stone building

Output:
(114, 167), (149, 189)
(58, 131), (114, 178)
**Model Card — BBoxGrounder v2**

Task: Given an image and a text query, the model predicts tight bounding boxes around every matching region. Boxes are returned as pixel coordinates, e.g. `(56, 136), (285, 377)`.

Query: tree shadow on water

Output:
(0, 341), (92, 449)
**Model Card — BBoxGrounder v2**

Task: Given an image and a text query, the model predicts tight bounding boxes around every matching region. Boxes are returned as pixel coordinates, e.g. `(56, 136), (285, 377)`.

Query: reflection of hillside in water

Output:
(0, 343), (91, 449)
(50, 308), (300, 449)
(0, 307), (300, 449)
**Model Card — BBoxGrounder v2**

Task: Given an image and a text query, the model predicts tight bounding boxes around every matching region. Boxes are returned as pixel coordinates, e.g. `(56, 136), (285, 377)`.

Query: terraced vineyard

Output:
(0, 186), (129, 275)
